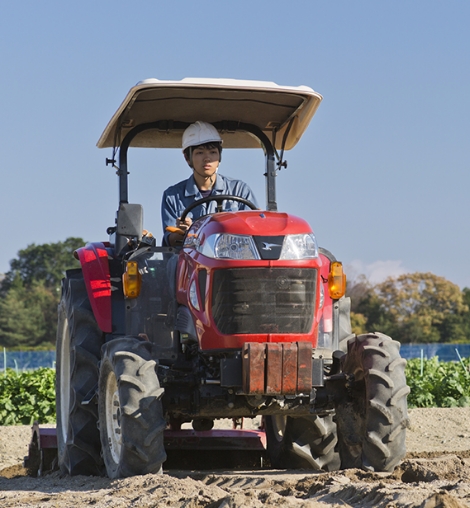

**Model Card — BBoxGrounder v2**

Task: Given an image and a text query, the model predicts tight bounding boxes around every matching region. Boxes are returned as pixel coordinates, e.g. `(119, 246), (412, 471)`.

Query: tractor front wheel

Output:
(98, 337), (166, 478)
(335, 332), (410, 472)
(265, 414), (340, 471)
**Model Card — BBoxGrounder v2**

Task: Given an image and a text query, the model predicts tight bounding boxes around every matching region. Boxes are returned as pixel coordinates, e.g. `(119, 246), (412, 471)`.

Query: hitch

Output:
(24, 423), (268, 474)
(23, 422), (58, 477)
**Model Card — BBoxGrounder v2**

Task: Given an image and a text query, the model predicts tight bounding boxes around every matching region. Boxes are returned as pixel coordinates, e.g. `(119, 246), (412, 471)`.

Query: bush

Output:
(0, 358), (469, 426)
(406, 356), (470, 408)
(0, 368), (56, 425)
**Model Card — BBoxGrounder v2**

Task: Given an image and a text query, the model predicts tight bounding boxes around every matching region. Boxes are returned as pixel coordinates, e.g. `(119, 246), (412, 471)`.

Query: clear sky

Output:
(1, 1), (469, 288)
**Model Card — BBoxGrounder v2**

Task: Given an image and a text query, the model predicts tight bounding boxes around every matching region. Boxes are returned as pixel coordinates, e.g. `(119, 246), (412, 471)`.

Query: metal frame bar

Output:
(117, 121), (277, 211)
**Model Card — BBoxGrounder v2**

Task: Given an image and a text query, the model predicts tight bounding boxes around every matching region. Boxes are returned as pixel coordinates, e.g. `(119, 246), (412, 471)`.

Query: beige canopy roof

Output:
(97, 78), (322, 151)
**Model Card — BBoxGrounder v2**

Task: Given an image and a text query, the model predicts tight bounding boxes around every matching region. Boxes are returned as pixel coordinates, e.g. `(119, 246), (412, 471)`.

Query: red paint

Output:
(195, 210), (312, 239)
(163, 429), (267, 450)
(177, 210), (323, 350)
(75, 242), (112, 333)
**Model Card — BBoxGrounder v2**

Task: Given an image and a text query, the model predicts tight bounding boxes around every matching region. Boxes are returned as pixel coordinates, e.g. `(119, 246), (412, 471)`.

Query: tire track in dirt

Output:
(1, 408), (470, 507)
(2, 457), (470, 507)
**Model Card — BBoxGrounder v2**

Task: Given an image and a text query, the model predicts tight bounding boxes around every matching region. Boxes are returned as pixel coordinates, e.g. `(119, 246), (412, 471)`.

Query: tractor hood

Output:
(188, 211), (314, 245)
(97, 78), (322, 151)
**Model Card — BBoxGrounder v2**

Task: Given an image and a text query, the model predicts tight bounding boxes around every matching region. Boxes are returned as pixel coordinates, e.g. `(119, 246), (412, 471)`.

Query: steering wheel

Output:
(180, 194), (258, 222)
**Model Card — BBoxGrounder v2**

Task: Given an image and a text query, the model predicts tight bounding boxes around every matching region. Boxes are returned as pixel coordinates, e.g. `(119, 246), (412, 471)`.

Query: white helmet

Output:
(182, 121), (222, 151)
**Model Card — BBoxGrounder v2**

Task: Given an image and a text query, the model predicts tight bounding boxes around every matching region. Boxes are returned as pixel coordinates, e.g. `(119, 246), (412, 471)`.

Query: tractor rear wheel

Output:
(98, 337), (167, 478)
(265, 414), (340, 471)
(56, 269), (104, 475)
(335, 332), (410, 472)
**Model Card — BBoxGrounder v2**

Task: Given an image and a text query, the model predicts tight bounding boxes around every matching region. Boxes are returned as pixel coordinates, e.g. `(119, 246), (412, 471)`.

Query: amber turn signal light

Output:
(328, 261), (346, 299)
(123, 261), (141, 298)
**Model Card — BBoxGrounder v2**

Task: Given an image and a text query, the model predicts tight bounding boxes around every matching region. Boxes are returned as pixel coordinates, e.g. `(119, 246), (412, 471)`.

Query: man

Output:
(161, 121), (258, 246)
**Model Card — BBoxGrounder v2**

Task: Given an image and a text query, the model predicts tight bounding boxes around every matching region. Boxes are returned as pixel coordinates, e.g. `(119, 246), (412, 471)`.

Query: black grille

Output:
(211, 268), (317, 334)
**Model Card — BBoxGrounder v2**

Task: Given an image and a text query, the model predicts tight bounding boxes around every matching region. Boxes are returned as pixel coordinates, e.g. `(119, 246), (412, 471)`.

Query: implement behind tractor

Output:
(27, 78), (409, 477)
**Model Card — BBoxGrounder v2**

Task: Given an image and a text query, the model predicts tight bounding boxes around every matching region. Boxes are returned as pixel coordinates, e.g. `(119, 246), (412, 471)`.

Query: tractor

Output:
(52, 78), (409, 478)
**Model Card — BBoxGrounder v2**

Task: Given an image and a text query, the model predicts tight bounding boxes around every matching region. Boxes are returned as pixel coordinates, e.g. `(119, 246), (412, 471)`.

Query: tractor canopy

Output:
(97, 78), (323, 151)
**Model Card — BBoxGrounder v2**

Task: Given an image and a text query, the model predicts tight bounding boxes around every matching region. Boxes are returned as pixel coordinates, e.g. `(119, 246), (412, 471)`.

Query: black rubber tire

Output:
(265, 414), (340, 471)
(339, 333), (355, 353)
(98, 337), (167, 478)
(336, 332), (410, 472)
(56, 270), (104, 476)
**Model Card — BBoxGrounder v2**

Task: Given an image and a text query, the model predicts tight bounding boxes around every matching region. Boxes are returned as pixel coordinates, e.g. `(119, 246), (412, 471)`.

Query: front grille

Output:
(211, 268), (316, 334)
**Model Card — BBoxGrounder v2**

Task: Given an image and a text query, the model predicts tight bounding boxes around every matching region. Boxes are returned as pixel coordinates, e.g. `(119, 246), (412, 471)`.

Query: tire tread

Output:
(336, 332), (409, 472)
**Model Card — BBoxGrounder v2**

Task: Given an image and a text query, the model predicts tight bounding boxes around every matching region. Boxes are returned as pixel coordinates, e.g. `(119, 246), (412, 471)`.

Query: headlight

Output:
(280, 233), (318, 260)
(199, 234), (260, 260)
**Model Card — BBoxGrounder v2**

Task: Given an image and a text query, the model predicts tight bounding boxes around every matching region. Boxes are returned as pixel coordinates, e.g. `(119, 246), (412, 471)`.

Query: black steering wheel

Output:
(180, 194), (258, 222)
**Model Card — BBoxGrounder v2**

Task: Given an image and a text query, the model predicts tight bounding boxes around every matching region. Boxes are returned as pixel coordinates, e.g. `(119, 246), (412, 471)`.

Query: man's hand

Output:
(176, 216), (193, 232)
(167, 217), (193, 246)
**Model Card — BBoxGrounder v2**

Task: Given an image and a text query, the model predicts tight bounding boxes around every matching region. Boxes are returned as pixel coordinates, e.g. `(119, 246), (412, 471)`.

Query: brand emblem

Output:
(262, 242), (281, 251)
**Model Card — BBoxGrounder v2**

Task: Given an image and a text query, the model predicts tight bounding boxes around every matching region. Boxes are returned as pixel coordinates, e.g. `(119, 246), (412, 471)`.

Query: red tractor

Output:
(54, 78), (409, 478)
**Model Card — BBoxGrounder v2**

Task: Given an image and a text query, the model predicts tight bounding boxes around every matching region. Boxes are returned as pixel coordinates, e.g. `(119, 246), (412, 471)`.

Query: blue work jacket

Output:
(161, 173), (258, 245)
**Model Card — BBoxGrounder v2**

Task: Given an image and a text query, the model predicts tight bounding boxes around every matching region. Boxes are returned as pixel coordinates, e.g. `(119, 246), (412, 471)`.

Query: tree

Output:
(0, 276), (57, 347)
(463, 287), (470, 329)
(350, 311), (367, 336)
(376, 273), (465, 320)
(347, 274), (372, 314)
(0, 238), (85, 348)
(350, 272), (468, 344)
(347, 274), (394, 335)
(1, 237), (84, 293)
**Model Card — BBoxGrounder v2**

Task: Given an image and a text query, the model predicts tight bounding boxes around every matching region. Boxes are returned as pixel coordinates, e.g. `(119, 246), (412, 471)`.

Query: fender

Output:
(75, 242), (112, 333)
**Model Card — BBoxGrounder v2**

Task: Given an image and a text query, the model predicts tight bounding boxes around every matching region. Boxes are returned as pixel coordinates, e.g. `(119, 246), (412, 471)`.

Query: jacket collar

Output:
(184, 174), (223, 197)
(184, 175), (200, 197)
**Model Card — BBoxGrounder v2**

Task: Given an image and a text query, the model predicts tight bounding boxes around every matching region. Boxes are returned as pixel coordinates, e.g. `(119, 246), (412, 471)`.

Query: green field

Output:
(0, 358), (469, 425)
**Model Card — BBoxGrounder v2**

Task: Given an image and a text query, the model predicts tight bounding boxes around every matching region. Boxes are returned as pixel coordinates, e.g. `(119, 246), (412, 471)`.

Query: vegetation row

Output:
(1, 358), (469, 425)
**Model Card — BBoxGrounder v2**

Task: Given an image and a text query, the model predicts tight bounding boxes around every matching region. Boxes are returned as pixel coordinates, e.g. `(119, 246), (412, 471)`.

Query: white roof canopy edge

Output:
(97, 78), (323, 151)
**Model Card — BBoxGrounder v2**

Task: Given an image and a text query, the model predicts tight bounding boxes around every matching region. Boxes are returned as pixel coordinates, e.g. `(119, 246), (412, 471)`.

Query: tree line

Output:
(349, 272), (470, 343)
(0, 238), (469, 348)
(0, 238), (84, 349)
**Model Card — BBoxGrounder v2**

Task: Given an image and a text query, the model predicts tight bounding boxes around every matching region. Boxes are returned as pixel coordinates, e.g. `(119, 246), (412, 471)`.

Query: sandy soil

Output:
(1, 408), (470, 507)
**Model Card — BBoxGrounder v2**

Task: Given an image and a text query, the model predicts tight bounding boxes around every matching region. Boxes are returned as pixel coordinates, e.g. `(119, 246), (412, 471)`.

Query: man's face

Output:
(190, 145), (220, 178)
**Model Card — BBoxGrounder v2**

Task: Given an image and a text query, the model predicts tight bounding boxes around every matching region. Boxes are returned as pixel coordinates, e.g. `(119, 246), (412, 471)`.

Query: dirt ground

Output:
(1, 408), (470, 507)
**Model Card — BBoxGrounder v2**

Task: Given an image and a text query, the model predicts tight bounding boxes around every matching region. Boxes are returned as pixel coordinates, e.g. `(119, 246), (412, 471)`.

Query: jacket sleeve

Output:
(245, 185), (259, 209)
(236, 181), (259, 209)
(161, 190), (179, 246)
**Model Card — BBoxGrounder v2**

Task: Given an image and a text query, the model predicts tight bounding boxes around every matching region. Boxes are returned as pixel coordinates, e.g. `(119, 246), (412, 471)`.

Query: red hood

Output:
(192, 211), (313, 240)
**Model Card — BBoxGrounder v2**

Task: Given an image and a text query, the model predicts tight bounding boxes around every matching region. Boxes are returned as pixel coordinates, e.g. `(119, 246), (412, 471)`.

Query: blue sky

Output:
(1, 1), (469, 288)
